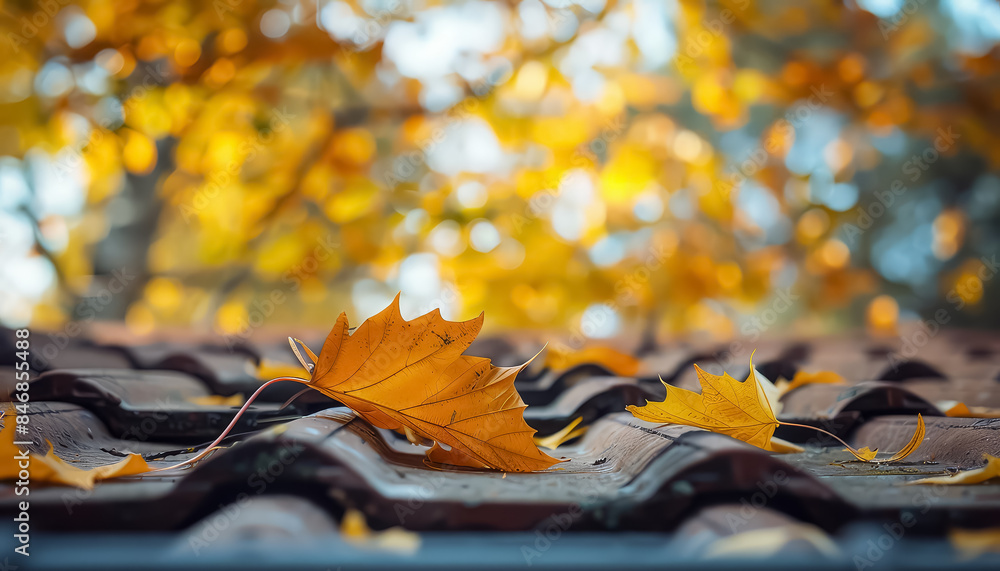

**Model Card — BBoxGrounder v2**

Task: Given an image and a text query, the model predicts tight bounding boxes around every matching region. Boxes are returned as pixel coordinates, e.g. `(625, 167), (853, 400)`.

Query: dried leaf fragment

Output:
(884, 414), (925, 462)
(187, 394), (244, 407)
(840, 416), (924, 463)
(534, 416), (588, 450)
(940, 401), (1000, 418)
(257, 357), (312, 380)
(544, 346), (640, 377)
(1, 408), (149, 490)
(776, 370), (845, 397)
(950, 527), (1000, 559)
(850, 446), (879, 461)
(908, 454), (1000, 486)
(340, 508), (420, 553)
(29, 442), (149, 490)
(704, 525), (840, 559)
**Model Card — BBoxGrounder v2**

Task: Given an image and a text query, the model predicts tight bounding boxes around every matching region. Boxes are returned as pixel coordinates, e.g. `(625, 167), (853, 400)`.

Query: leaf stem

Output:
(148, 376), (312, 473)
(777, 420), (870, 461)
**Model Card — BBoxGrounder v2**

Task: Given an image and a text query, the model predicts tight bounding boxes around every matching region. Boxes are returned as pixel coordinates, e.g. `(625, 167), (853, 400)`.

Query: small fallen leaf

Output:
(966, 406), (1000, 418)
(776, 370), (845, 397)
(883, 414), (925, 462)
(940, 401), (972, 417)
(534, 416), (588, 450)
(840, 416), (924, 463)
(704, 525), (840, 558)
(302, 294), (561, 472)
(950, 527), (1000, 559)
(850, 446), (879, 461)
(31, 442), (149, 490)
(908, 454), (1000, 485)
(1, 406), (149, 489)
(257, 358), (310, 380)
(187, 394), (244, 407)
(544, 346), (640, 377)
(340, 508), (420, 553)
(939, 401), (1000, 418)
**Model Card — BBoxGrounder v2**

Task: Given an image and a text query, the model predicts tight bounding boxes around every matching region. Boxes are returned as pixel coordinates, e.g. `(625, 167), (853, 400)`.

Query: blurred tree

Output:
(1, 0), (998, 346)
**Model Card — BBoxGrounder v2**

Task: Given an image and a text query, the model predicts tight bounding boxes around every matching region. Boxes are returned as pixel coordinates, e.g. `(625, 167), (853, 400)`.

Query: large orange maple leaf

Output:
(301, 295), (560, 472)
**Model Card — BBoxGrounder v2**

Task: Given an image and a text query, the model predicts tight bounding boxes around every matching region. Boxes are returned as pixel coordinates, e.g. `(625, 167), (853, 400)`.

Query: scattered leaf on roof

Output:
(883, 414), (926, 462)
(626, 354), (926, 463)
(1, 407), (149, 490)
(704, 524), (840, 559)
(776, 370), (846, 397)
(626, 355), (782, 451)
(908, 454), (1000, 486)
(544, 346), (640, 377)
(939, 401), (1000, 418)
(851, 446), (879, 461)
(302, 294), (561, 472)
(187, 394), (244, 407)
(257, 358), (312, 380)
(534, 416), (588, 450)
(340, 508), (420, 553)
(949, 527), (1000, 559)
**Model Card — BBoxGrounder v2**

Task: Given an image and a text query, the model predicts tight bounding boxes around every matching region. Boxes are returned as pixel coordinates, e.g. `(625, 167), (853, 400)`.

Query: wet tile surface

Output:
(2, 328), (1000, 568)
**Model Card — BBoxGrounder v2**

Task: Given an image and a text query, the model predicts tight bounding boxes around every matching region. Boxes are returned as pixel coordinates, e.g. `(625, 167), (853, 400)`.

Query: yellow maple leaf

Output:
(625, 355), (925, 462)
(908, 453), (1000, 486)
(544, 346), (640, 377)
(2, 405), (149, 490)
(301, 294), (561, 472)
(627, 357), (782, 451)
